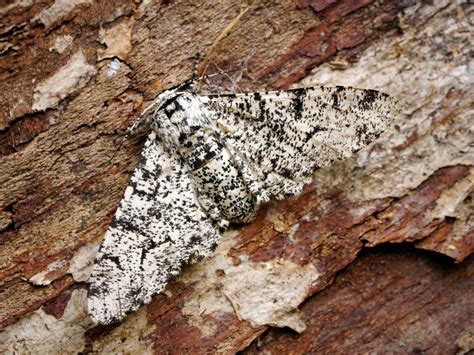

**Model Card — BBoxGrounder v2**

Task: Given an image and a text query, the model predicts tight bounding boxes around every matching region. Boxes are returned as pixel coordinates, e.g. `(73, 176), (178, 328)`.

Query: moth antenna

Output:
(107, 135), (125, 167)
(207, 58), (243, 92)
(196, 6), (249, 90)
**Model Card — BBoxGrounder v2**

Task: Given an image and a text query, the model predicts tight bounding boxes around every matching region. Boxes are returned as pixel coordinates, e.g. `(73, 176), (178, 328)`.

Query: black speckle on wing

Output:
(293, 88), (305, 121)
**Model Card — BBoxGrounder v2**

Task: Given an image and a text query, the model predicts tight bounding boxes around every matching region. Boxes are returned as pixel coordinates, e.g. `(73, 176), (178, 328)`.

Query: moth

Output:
(88, 80), (399, 325)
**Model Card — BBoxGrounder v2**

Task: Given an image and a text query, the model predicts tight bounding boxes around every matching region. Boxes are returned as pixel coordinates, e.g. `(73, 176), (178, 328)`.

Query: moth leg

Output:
(125, 103), (160, 137)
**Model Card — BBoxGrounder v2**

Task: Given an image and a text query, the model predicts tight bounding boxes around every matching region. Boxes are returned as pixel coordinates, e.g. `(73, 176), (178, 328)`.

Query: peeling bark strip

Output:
(244, 247), (474, 354)
(0, 0), (472, 354)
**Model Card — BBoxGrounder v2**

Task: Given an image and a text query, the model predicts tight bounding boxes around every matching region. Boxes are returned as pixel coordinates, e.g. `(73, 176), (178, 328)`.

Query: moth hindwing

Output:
(88, 84), (399, 324)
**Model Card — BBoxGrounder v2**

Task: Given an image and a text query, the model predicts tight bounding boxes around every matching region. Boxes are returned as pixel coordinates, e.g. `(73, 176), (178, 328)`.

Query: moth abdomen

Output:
(179, 129), (257, 224)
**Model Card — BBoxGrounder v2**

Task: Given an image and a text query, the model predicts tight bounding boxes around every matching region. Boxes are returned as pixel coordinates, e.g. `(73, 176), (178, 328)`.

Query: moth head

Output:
(151, 92), (209, 150)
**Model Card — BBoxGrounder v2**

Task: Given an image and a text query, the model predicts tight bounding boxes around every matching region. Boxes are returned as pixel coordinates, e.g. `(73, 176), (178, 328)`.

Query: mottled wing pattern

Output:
(88, 131), (220, 325)
(205, 87), (399, 199)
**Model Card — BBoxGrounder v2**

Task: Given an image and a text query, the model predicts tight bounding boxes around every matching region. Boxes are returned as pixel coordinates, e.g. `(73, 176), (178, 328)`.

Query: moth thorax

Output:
(178, 130), (223, 170)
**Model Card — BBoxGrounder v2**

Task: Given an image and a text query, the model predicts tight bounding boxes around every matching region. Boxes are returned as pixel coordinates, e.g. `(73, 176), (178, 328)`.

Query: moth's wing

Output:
(88, 131), (220, 325)
(205, 87), (399, 199)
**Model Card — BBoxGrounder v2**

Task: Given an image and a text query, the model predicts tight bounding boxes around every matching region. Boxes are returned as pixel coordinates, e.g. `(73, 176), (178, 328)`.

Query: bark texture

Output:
(0, 0), (472, 354)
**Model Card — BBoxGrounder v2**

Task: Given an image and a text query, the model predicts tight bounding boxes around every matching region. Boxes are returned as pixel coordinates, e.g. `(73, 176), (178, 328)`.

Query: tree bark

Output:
(0, 0), (472, 354)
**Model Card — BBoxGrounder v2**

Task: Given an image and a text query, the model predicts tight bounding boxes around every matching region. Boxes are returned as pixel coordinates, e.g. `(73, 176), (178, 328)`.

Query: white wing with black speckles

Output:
(88, 131), (220, 325)
(205, 86), (399, 200)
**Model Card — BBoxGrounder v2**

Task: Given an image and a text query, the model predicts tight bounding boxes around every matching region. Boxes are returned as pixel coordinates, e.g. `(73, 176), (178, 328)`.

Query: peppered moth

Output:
(88, 82), (399, 325)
